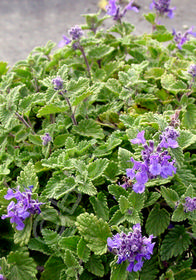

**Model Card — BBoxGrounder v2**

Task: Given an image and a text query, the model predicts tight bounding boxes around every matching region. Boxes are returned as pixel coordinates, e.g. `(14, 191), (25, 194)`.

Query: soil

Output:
(0, 0), (195, 66)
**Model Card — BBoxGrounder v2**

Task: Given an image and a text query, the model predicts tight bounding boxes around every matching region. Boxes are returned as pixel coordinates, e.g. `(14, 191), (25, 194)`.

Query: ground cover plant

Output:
(0, 0), (196, 279)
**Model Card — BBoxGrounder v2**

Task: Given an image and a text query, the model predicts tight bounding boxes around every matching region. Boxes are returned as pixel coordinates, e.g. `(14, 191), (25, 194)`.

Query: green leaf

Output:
(160, 225), (191, 260)
(64, 249), (83, 278)
(176, 166), (196, 189)
(78, 179), (97, 196)
(161, 74), (187, 94)
(77, 238), (91, 263)
(169, 147), (184, 167)
(146, 204), (170, 236)
(172, 203), (187, 222)
(143, 12), (156, 24)
(110, 257), (128, 280)
(119, 195), (131, 214)
(140, 255), (159, 280)
(40, 256), (65, 280)
(128, 191), (145, 211)
(118, 147), (132, 172)
(37, 104), (67, 117)
(0, 61), (9, 78)
(178, 130), (196, 149)
(14, 217), (32, 246)
(59, 236), (80, 252)
(104, 161), (119, 182)
(7, 249), (37, 280)
(90, 192), (109, 221)
(161, 186), (179, 208)
(67, 77), (89, 95)
(86, 255), (104, 277)
(72, 119), (104, 139)
(144, 192), (161, 207)
(108, 184), (128, 201)
(88, 44), (114, 59)
(76, 213), (112, 255)
(109, 209), (126, 226)
(17, 161), (39, 192)
(88, 158), (109, 180)
(42, 174), (76, 199)
(144, 67), (165, 79)
(182, 104), (196, 129)
(105, 79), (122, 95)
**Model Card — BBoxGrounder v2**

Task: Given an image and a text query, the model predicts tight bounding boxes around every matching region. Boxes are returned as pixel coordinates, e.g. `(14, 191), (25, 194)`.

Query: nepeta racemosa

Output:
(1, 186), (42, 230)
(107, 224), (155, 272)
(150, 0), (175, 18)
(52, 76), (63, 90)
(172, 27), (196, 49)
(126, 127), (179, 193)
(106, 0), (139, 21)
(188, 65), (196, 78)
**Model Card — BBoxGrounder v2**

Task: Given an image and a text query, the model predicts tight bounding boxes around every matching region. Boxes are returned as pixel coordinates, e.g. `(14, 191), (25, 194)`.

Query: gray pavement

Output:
(0, 0), (196, 66)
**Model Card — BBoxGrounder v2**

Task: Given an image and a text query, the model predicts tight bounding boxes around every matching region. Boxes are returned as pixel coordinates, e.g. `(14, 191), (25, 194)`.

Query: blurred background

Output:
(0, 0), (195, 65)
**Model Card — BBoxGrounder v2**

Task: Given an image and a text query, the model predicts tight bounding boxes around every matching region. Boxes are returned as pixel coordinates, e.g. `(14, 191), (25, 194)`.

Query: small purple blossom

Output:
(188, 65), (196, 78)
(1, 186), (43, 230)
(0, 267), (3, 280)
(107, 224), (155, 272)
(126, 127), (179, 193)
(150, 0), (175, 18)
(172, 27), (196, 49)
(184, 197), (196, 212)
(52, 77), (63, 90)
(42, 133), (52, 146)
(131, 131), (146, 145)
(58, 25), (83, 48)
(106, 0), (139, 21)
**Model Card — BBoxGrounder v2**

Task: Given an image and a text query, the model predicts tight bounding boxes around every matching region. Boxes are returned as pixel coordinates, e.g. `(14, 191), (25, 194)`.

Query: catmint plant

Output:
(126, 127), (179, 193)
(52, 76), (64, 90)
(107, 224), (155, 272)
(0, 268), (3, 280)
(172, 26), (196, 49)
(106, 0), (139, 21)
(1, 186), (42, 230)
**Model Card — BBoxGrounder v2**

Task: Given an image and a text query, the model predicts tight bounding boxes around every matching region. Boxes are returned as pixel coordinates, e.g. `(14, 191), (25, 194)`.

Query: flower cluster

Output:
(150, 0), (175, 18)
(58, 25), (83, 48)
(107, 224), (155, 272)
(52, 76), (63, 90)
(126, 127), (179, 193)
(188, 64), (196, 78)
(106, 0), (139, 21)
(184, 197), (196, 212)
(1, 186), (42, 230)
(172, 27), (196, 49)
(42, 132), (52, 146)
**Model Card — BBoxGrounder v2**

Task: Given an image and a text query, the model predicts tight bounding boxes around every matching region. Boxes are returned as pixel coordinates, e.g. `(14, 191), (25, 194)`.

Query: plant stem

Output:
(59, 92), (77, 125)
(78, 45), (91, 81)
(15, 112), (35, 134)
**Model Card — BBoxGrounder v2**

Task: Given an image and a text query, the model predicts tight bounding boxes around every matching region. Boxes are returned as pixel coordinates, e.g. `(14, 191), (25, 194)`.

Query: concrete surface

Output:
(0, 0), (196, 66)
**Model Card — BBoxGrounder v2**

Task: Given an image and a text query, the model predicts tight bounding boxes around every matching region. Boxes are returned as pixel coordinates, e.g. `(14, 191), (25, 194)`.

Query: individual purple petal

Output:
(131, 131), (146, 145)
(126, 168), (135, 179)
(135, 171), (148, 184)
(4, 189), (16, 200)
(106, 0), (117, 16)
(133, 182), (146, 193)
(125, 1), (139, 13)
(58, 35), (71, 48)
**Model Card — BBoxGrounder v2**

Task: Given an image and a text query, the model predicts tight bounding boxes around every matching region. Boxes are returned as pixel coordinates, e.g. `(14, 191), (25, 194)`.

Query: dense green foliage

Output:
(0, 7), (196, 280)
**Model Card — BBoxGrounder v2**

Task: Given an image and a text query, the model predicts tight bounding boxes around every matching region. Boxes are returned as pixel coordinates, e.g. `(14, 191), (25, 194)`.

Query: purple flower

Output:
(106, 0), (138, 21)
(52, 77), (63, 90)
(159, 126), (179, 149)
(1, 186), (43, 230)
(184, 197), (196, 212)
(0, 267), (3, 280)
(42, 133), (52, 146)
(58, 35), (71, 48)
(150, 0), (175, 18)
(126, 127), (179, 193)
(188, 65), (196, 78)
(131, 131), (146, 145)
(173, 27), (196, 49)
(107, 224), (155, 272)
(58, 25), (83, 48)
